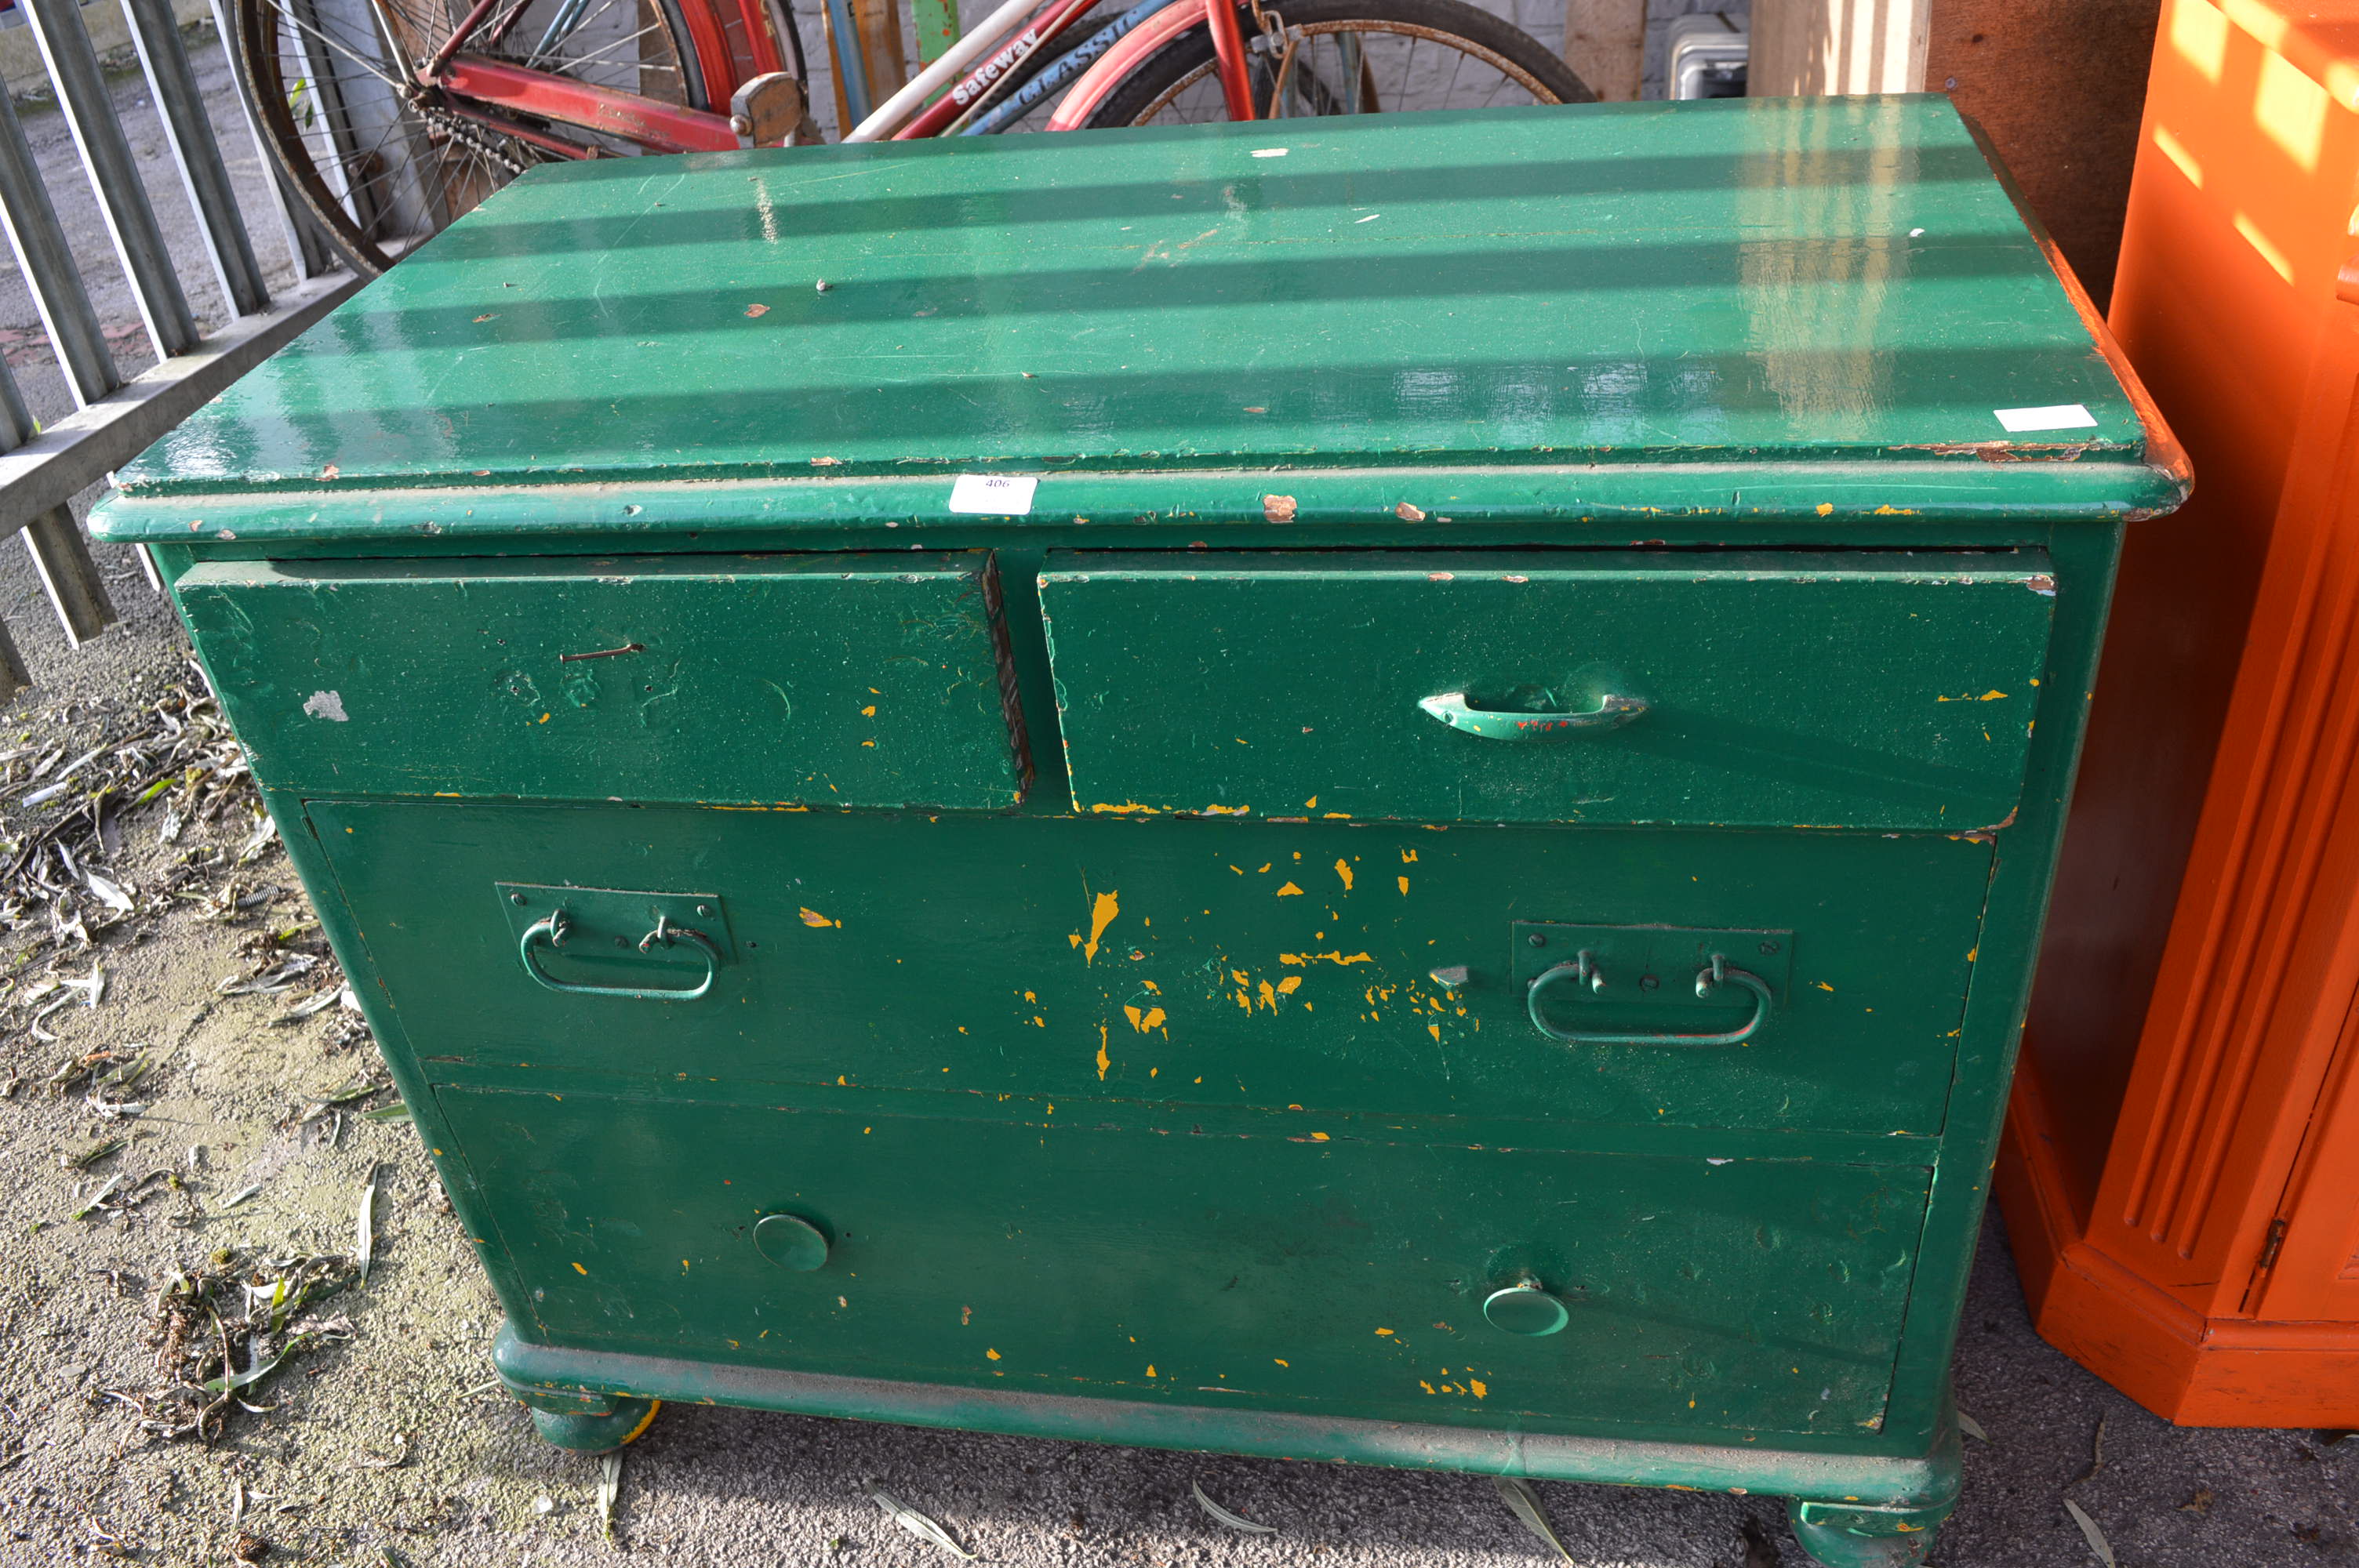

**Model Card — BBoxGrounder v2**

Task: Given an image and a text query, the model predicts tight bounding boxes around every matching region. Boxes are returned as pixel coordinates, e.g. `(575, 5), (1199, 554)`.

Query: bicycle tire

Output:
(232, 0), (714, 274)
(1081, 0), (1590, 129)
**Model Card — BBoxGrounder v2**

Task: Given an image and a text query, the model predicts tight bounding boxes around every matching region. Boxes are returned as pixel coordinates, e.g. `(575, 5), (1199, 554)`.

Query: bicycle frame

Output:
(415, 0), (768, 154)
(409, 0), (1252, 156)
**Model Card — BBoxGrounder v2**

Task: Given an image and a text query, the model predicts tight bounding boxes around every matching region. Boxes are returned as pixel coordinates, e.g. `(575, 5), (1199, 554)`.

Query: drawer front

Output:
(317, 800), (1988, 1139)
(447, 1087), (1928, 1439)
(177, 553), (1025, 809)
(1039, 551), (2055, 829)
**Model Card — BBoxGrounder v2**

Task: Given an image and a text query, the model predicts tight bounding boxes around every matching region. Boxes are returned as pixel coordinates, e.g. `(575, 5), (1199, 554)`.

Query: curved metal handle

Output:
(1528, 953), (1772, 1047)
(1418, 690), (1646, 739)
(518, 909), (721, 1001)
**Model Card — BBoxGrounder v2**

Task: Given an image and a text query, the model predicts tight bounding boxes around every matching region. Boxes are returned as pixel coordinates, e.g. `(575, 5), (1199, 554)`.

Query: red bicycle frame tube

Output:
(437, 55), (741, 151)
(1203, 0), (1253, 118)
(895, 0), (1097, 140)
(1045, 0), (1201, 128)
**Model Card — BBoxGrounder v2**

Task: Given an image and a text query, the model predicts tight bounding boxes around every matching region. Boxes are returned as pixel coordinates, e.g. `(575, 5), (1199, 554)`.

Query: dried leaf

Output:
(355, 1434), (409, 1470)
(866, 1485), (976, 1560)
(83, 870), (133, 913)
(71, 1171), (126, 1220)
(1492, 1476), (1575, 1563)
(354, 1173), (378, 1283)
(202, 1341), (285, 1396)
(598, 1451), (623, 1539)
(1190, 1480), (1278, 1534)
(65, 1136), (125, 1169)
(2064, 1499), (2116, 1568)
(360, 1102), (412, 1123)
(220, 1183), (262, 1209)
(1957, 1411), (1990, 1443)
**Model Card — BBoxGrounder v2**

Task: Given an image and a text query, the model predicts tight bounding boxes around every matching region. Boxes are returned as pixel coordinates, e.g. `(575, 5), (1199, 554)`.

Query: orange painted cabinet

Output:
(2005, 0), (2359, 1423)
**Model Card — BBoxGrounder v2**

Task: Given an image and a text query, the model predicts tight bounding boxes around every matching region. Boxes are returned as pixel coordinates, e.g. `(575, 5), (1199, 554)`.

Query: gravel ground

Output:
(0, 27), (2348, 1568)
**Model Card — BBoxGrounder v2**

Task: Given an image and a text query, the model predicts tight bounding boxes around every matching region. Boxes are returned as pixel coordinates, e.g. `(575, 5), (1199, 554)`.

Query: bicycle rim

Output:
(1084, 0), (1588, 128)
(233, 0), (708, 274)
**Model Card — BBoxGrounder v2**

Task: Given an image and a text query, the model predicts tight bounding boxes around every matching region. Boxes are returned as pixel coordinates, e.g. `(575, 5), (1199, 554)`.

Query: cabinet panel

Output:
(448, 1086), (1930, 1438)
(176, 554), (1027, 810)
(1039, 551), (2055, 830)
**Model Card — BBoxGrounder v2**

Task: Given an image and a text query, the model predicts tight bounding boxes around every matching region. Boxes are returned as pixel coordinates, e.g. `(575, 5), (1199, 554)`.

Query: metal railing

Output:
(0, 0), (358, 698)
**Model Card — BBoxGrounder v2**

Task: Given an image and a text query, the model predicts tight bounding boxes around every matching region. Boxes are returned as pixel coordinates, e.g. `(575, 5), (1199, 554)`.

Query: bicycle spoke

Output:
(260, 0), (409, 89)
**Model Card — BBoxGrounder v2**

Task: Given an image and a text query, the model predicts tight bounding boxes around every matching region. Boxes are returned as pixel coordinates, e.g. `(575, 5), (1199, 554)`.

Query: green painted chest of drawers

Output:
(91, 95), (2186, 1567)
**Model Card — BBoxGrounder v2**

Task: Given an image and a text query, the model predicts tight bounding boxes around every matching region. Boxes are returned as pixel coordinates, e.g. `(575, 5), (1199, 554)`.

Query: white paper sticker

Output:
(948, 474), (1038, 514)
(1251, 147), (1289, 158)
(1993, 403), (2098, 433)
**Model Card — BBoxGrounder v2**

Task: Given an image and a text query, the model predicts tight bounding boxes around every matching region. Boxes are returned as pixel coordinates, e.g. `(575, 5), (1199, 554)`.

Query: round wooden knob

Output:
(1483, 1282), (1568, 1337)
(753, 1212), (830, 1271)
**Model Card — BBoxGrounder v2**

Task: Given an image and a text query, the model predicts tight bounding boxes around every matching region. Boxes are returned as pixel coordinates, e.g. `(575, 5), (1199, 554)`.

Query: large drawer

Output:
(176, 553), (1026, 809)
(315, 800), (1989, 1140)
(446, 1087), (1928, 1439)
(1038, 550), (2055, 829)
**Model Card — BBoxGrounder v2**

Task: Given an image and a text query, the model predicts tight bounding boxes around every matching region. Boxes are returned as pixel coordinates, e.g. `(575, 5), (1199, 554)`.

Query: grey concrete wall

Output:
(1, 0), (220, 101)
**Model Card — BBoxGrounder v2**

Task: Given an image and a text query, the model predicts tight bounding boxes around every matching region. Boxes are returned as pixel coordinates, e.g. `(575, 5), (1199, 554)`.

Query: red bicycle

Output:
(234, 0), (1590, 273)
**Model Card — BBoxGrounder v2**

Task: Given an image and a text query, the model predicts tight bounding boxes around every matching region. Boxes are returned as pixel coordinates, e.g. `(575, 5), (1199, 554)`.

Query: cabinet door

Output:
(445, 1086), (1930, 1439)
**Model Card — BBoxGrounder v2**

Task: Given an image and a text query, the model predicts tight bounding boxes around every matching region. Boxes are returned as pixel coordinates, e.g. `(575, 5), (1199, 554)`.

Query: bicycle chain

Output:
(416, 103), (536, 177)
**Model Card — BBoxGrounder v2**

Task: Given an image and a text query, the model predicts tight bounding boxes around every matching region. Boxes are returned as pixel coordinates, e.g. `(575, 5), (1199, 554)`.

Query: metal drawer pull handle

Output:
(1527, 952), (1772, 1046)
(1417, 690), (1646, 739)
(518, 909), (721, 1001)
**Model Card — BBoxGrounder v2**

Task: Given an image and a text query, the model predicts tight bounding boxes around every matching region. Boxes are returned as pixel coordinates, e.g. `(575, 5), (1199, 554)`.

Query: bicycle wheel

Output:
(232, 0), (713, 273)
(1081, 0), (1590, 128)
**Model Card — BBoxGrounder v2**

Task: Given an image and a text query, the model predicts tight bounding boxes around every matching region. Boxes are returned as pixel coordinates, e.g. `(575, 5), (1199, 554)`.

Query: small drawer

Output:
(176, 553), (1027, 809)
(444, 1087), (1928, 1438)
(1038, 550), (2055, 830)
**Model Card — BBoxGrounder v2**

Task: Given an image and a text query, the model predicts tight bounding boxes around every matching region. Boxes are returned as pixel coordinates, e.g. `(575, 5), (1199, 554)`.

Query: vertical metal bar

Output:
(22, 0), (201, 360)
(911, 0), (960, 64)
(0, 612), (31, 704)
(0, 91), (118, 408)
(22, 505), (118, 647)
(206, 0), (340, 279)
(122, 0), (272, 317)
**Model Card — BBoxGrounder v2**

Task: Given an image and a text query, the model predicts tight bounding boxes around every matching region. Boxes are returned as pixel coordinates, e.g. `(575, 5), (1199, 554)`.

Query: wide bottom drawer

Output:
(446, 1087), (1929, 1440)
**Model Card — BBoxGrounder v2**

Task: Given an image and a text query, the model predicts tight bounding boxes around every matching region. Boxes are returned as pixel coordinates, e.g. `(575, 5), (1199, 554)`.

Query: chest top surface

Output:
(99, 94), (2183, 537)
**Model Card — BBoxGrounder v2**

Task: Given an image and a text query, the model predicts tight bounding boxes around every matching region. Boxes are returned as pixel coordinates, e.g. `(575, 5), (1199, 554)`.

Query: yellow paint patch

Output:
(1398, 876), (1411, 895)
(1274, 1358), (1289, 1367)
(1275, 881), (1304, 897)
(1090, 800), (1161, 815)
(1146, 1366), (1157, 1377)
(800, 907), (840, 927)
(572, 1261), (588, 1275)
(1096, 1023), (1111, 1081)
(1374, 1327), (1394, 1336)
(1334, 858), (1354, 891)
(1304, 796), (1318, 808)
(1428, 1022), (1442, 1042)
(1280, 951), (1372, 967)
(860, 705), (876, 716)
(1816, 981), (1834, 992)
(1469, 1378), (1488, 1399)
(1122, 1004), (1167, 1033)
(986, 1348), (1001, 1360)
(1275, 976), (1302, 996)
(1078, 890), (1121, 964)
(1816, 503), (1834, 516)
(1980, 689), (2006, 701)
(1310, 1131), (1329, 1142)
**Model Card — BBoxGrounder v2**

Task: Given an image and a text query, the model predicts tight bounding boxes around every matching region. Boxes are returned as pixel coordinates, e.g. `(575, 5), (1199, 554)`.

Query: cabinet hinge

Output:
(2257, 1218), (2290, 1273)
